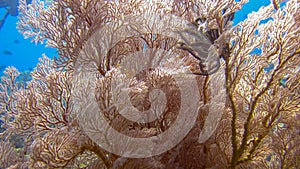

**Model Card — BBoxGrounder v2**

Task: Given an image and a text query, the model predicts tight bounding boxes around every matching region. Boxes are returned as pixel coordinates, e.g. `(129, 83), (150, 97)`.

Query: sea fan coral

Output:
(0, 0), (299, 168)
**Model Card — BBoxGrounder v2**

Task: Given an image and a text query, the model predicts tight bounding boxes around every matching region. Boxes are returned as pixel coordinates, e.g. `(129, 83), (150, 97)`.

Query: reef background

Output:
(0, 0), (299, 169)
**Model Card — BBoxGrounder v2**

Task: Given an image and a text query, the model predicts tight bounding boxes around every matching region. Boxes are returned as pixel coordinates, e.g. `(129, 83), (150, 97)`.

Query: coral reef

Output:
(0, 0), (299, 168)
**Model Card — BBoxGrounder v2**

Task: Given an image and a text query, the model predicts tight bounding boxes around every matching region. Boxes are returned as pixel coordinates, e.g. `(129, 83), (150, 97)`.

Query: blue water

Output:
(0, 0), (272, 72)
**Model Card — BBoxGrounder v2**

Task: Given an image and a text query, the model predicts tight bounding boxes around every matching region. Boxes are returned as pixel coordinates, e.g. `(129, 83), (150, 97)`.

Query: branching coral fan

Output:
(0, 0), (299, 168)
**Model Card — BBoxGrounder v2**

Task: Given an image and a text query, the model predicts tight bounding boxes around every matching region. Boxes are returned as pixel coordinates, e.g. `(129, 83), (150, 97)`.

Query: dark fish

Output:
(2, 50), (13, 55)
(13, 39), (20, 44)
(0, 65), (5, 71)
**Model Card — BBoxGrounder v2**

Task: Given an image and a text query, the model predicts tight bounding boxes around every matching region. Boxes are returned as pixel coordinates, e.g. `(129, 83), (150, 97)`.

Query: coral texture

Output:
(0, 0), (299, 168)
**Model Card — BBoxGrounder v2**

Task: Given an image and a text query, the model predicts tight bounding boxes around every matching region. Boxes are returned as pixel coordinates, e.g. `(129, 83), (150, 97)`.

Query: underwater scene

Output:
(0, 0), (299, 168)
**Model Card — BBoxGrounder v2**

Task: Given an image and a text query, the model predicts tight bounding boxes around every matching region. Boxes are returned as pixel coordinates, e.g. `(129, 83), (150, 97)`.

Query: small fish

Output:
(13, 39), (20, 44)
(0, 65), (5, 71)
(279, 78), (287, 88)
(271, 0), (290, 10)
(2, 50), (13, 55)
(272, 0), (280, 10)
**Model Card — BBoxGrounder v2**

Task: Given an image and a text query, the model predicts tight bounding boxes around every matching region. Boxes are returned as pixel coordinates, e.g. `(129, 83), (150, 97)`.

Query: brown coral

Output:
(0, 0), (298, 169)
